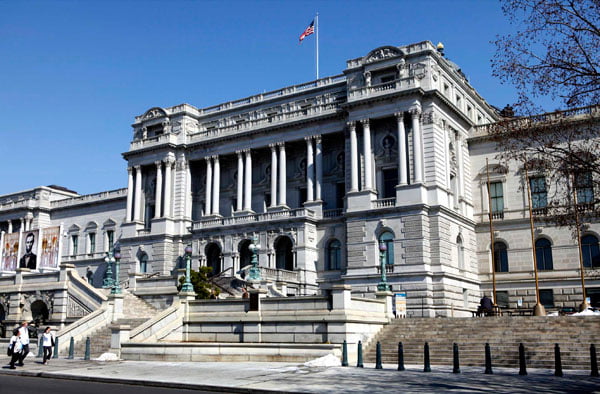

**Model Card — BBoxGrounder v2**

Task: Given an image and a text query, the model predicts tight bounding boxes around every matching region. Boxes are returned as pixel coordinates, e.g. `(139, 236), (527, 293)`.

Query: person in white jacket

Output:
(42, 326), (54, 364)
(8, 329), (23, 369)
(17, 321), (30, 366)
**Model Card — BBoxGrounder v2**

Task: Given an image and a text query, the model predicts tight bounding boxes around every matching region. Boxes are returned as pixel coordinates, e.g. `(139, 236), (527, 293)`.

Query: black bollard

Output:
(68, 337), (74, 360)
(484, 343), (493, 374)
(453, 343), (461, 374)
(423, 342), (431, 372)
(341, 340), (348, 367)
(37, 337), (43, 357)
(357, 340), (364, 368)
(84, 337), (91, 360)
(397, 342), (405, 371)
(375, 341), (383, 369)
(591, 344), (599, 377)
(554, 343), (563, 377)
(53, 336), (59, 359)
(518, 343), (527, 376)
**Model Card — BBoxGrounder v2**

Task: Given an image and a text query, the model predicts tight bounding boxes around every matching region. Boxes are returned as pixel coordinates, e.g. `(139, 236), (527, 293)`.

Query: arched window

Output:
(493, 241), (509, 272)
(535, 238), (553, 270)
(581, 235), (600, 268)
(140, 253), (148, 273)
(457, 235), (464, 270)
(327, 239), (341, 270)
(275, 237), (294, 271)
(378, 232), (394, 265)
(205, 243), (222, 276)
(238, 239), (252, 270)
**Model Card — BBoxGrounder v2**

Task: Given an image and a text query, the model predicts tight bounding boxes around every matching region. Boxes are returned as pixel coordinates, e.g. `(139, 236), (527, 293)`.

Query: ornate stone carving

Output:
(422, 111), (435, 124)
(142, 107), (167, 120)
(67, 295), (92, 318)
(365, 46), (403, 63)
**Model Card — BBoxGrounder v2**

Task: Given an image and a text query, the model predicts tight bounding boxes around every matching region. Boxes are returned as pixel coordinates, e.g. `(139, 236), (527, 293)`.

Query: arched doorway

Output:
(238, 239), (252, 270)
(31, 300), (49, 323)
(205, 243), (222, 276)
(275, 237), (293, 271)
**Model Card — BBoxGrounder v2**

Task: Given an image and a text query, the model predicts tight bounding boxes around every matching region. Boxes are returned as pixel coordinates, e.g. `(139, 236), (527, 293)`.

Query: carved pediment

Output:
(365, 46), (404, 63)
(142, 107), (168, 120)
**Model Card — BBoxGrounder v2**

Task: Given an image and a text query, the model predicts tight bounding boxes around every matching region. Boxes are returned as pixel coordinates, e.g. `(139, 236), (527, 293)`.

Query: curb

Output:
(0, 369), (303, 394)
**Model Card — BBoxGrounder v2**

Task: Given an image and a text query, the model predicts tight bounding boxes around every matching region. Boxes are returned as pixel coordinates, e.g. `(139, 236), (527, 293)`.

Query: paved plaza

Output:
(1, 357), (598, 393)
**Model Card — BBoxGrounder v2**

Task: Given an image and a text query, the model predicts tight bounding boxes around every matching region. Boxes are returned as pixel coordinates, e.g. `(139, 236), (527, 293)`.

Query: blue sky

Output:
(0, 0), (549, 196)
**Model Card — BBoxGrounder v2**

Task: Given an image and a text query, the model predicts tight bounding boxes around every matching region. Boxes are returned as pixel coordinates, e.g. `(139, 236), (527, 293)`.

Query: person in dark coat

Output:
(479, 295), (494, 315)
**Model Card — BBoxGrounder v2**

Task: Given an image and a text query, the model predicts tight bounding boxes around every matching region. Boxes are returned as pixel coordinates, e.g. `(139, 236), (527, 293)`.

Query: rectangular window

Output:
(530, 176), (547, 211)
(72, 235), (78, 256)
(89, 233), (96, 255)
(540, 289), (554, 308)
(576, 171), (594, 205)
(496, 291), (509, 308)
(298, 187), (307, 206)
(335, 183), (345, 209)
(107, 230), (114, 251)
(490, 181), (504, 217)
(382, 168), (398, 198)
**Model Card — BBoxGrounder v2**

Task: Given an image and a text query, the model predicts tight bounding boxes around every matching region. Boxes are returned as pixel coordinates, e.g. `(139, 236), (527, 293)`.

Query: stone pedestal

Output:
(331, 284), (352, 310)
(128, 272), (144, 292)
(395, 183), (427, 206)
(109, 293), (124, 322)
(375, 290), (394, 320)
(303, 200), (323, 218)
(346, 190), (377, 212)
(110, 324), (131, 357)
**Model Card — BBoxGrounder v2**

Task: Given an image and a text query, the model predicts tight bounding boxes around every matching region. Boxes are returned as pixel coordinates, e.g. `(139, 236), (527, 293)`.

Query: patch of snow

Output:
(547, 311), (559, 316)
(95, 352), (120, 361)
(573, 309), (600, 316)
(303, 354), (341, 368)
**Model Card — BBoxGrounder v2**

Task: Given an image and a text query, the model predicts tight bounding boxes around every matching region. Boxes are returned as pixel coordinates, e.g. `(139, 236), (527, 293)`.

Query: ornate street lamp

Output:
(111, 245), (122, 295)
(181, 244), (194, 293)
(248, 238), (261, 281)
(103, 251), (115, 288)
(377, 241), (389, 291)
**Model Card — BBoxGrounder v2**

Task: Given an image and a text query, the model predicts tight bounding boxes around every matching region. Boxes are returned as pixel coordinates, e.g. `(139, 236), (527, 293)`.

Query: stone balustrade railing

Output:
(374, 197), (396, 208)
(192, 208), (315, 230)
(260, 267), (299, 283)
(348, 77), (420, 101)
(51, 188), (127, 208)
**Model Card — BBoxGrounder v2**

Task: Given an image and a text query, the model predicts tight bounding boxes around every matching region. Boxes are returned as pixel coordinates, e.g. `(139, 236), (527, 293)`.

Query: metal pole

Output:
(315, 13), (319, 80)
(486, 159), (497, 306)
(524, 161), (545, 316)
(181, 245), (194, 293)
(572, 174), (589, 312)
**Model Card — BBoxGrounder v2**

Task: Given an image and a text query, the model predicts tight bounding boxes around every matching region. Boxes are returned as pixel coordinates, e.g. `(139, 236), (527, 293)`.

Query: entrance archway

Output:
(275, 236), (294, 271)
(31, 300), (49, 323)
(205, 243), (222, 276)
(238, 239), (252, 269)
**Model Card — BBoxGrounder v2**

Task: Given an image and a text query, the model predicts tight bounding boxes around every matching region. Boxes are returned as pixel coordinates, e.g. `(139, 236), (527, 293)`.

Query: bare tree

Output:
(492, 0), (600, 111)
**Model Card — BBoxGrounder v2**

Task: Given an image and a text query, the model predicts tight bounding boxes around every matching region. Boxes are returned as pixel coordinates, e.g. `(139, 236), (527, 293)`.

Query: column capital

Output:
(304, 136), (313, 142)
(164, 157), (175, 166)
(204, 156), (212, 162)
(127, 166), (133, 174)
(409, 107), (422, 117)
(236, 150), (243, 156)
(243, 148), (251, 154)
(347, 121), (356, 130)
(134, 165), (141, 171)
(361, 118), (370, 127)
(154, 160), (163, 168)
(394, 111), (404, 120)
(314, 135), (322, 144)
(278, 142), (285, 149)
(212, 154), (220, 161)
(269, 143), (278, 150)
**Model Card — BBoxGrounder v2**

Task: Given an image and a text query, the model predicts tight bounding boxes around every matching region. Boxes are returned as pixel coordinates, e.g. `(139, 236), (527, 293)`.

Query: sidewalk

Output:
(1, 355), (599, 393)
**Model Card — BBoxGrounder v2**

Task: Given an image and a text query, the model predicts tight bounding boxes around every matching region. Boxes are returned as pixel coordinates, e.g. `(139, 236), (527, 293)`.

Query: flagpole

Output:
(315, 13), (319, 80)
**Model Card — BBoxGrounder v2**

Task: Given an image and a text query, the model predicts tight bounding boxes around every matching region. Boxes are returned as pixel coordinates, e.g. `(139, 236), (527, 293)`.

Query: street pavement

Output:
(1, 355), (599, 393)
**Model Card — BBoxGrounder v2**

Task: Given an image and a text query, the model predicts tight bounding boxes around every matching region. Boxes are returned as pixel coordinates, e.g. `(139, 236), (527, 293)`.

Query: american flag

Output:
(299, 20), (314, 43)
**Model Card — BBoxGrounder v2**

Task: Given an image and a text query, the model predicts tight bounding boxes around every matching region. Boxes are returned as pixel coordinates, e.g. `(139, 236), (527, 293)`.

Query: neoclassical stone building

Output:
(1, 41), (598, 322)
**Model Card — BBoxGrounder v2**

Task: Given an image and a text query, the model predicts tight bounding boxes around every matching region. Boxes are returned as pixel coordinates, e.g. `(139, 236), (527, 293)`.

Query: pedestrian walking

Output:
(7, 329), (23, 369)
(17, 320), (30, 366)
(42, 326), (54, 364)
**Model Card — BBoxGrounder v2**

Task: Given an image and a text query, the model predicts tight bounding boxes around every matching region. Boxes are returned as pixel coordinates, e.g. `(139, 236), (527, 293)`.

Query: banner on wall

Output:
(19, 229), (39, 270)
(40, 226), (61, 269)
(2, 232), (20, 271)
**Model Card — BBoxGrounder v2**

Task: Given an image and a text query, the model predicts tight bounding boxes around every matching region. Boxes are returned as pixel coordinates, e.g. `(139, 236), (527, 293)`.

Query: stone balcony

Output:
(347, 77), (420, 103)
(191, 208), (318, 231)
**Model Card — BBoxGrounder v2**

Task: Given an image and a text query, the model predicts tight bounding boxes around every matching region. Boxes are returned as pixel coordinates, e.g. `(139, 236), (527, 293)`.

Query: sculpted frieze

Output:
(365, 46), (403, 63)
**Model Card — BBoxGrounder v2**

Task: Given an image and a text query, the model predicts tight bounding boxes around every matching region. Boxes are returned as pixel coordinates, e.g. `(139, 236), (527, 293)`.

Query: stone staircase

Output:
(71, 289), (158, 358)
(364, 316), (600, 370)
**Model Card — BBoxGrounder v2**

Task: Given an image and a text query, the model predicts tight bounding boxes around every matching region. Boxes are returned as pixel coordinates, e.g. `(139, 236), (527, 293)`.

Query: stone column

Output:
(270, 144), (277, 208)
(349, 122), (359, 192)
(204, 157), (212, 216)
(8, 220), (12, 233)
(396, 112), (407, 185)
(315, 136), (322, 200)
(154, 161), (163, 218)
(20, 218), (25, 232)
(278, 143), (287, 206)
(411, 108), (423, 184)
(236, 151), (243, 211)
(244, 150), (252, 211)
(212, 155), (220, 215)
(305, 137), (314, 202)
(456, 135), (465, 200)
(185, 161), (192, 219)
(134, 165), (142, 221)
(163, 158), (173, 217)
(362, 119), (373, 190)
(126, 167), (134, 221)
